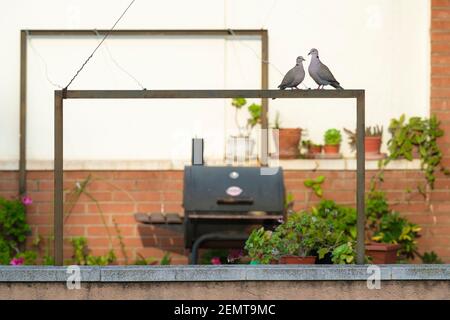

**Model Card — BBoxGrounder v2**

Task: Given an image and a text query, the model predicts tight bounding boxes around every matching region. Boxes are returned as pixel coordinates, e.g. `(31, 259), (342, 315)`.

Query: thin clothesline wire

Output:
(261, 0), (279, 30)
(227, 0), (308, 89)
(93, 29), (146, 90)
(64, 0), (136, 90)
(26, 30), (64, 89)
(227, 28), (283, 77)
(228, 28), (309, 89)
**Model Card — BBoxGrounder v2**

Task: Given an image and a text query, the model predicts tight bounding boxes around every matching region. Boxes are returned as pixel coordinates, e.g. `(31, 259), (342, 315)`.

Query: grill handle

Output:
(216, 197), (254, 205)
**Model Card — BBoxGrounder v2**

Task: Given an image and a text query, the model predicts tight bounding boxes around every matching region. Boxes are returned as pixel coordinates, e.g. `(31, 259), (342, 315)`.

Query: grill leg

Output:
(189, 233), (249, 265)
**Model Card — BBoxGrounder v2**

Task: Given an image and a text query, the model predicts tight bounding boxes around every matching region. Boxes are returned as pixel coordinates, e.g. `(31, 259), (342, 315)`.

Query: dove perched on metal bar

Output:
(308, 48), (343, 90)
(277, 56), (306, 90)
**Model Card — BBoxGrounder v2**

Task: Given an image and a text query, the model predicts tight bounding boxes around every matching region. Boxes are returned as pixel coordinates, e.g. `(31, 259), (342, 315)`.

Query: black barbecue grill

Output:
(135, 165), (285, 264)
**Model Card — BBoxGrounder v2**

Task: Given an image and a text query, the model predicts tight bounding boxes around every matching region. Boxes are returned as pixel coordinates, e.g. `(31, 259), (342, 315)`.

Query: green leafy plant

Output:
(134, 253), (158, 265)
(246, 210), (348, 264)
(0, 196), (31, 264)
(270, 213), (319, 258)
(244, 227), (275, 264)
(70, 236), (116, 266)
(419, 251), (443, 264)
(371, 212), (421, 260)
(324, 129), (342, 146)
(247, 103), (262, 129)
(246, 175), (428, 264)
(311, 200), (357, 242)
(365, 189), (390, 239)
(160, 252), (172, 265)
(231, 97), (246, 109)
(331, 242), (356, 264)
(285, 192), (295, 214)
(230, 98), (261, 137)
(304, 176), (325, 198)
(134, 251), (171, 265)
(385, 114), (446, 189)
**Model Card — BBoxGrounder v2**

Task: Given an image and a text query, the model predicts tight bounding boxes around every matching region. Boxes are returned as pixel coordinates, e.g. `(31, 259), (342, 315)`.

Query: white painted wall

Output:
(0, 0), (430, 167)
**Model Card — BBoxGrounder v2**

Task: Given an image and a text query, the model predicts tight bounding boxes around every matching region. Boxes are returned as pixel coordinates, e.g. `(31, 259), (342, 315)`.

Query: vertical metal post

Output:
(260, 30), (269, 166)
(54, 91), (64, 265)
(356, 91), (366, 264)
(19, 30), (27, 196)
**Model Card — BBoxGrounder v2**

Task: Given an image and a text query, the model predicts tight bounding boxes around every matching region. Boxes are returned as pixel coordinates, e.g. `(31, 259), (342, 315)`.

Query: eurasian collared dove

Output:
(308, 48), (343, 90)
(278, 56), (306, 90)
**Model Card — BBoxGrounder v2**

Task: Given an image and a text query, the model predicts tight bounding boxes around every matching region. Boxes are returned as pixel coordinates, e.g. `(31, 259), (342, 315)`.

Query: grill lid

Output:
(183, 166), (285, 213)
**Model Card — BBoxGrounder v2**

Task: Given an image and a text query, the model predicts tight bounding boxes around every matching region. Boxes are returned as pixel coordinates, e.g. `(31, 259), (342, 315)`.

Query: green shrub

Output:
(0, 197), (31, 264)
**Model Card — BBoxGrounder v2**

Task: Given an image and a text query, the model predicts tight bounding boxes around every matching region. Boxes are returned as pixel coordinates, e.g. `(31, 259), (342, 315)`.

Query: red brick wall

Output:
(1, 168), (449, 263)
(430, 0), (450, 261)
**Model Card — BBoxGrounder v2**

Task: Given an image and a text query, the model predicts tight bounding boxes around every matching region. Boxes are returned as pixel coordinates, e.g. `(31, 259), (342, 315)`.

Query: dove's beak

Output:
(308, 51), (311, 56)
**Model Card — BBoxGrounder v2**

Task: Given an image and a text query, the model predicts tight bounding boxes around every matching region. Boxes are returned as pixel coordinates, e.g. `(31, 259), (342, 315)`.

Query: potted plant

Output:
(270, 213), (320, 264)
(365, 242), (401, 264)
(227, 98), (261, 162)
(244, 227), (277, 264)
(344, 125), (385, 159)
(365, 190), (421, 263)
(301, 140), (323, 158)
(323, 129), (342, 155)
(272, 111), (302, 159)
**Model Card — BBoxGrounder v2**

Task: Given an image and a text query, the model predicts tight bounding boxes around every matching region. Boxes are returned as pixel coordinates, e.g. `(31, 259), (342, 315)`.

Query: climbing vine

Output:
(375, 114), (449, 200)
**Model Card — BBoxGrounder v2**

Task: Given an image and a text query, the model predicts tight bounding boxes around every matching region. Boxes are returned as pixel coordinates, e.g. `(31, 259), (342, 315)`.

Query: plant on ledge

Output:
(323, 128), (342, 155)
(0, 196), (37, 265)
(301, 139), (323, 157)
(383, 114), (448, 192)
(70, 236), (116, 266)
(344, 125), (384, 158)
(245, 209), (354, 264)
(244, 227), (275, 264)
(230, 97), (261, 137)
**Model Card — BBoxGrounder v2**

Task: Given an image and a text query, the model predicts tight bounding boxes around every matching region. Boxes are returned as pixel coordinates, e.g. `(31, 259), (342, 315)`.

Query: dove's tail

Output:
(273, 85), (286, 99)
(331, 82), (344, 90)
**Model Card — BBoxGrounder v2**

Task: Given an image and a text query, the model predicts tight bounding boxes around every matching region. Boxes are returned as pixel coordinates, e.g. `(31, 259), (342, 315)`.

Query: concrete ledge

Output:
(0, 265), (448, 282)
(0, 159), (421, 171)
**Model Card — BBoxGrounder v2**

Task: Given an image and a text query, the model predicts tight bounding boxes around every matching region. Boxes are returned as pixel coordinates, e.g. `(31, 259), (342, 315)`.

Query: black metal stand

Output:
(53, 89), (365, 265)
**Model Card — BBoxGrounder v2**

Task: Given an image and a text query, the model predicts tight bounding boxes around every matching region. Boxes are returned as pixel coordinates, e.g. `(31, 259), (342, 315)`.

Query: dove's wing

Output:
(317, 62), (339, 83)
(278, 67), (296, 88)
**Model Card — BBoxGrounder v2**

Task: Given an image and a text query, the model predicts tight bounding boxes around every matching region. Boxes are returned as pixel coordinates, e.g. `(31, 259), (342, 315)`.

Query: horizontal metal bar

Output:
(24, 29), (265, 37)
(60, 90), (365, 100)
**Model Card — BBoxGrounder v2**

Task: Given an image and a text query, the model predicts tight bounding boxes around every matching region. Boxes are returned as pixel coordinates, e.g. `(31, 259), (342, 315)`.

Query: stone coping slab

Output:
(0, 265), (448, 282)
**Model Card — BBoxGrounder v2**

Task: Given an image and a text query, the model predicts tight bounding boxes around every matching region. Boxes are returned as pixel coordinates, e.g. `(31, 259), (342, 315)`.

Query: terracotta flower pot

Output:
(365, 136), (382, 154)
(323, 144), (340, 154)
(365, 243), (401, 264)
(275, 128), (302, 159)
(308, 145), (322, 155)
(279, 255), (316, 264)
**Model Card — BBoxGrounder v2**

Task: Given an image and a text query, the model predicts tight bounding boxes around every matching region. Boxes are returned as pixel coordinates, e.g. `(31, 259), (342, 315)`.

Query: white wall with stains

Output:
(0, 0), (430, 167)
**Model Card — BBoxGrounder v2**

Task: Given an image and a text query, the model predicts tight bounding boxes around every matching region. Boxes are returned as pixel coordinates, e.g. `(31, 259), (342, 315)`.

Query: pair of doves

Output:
(277, 48), (343, 90)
